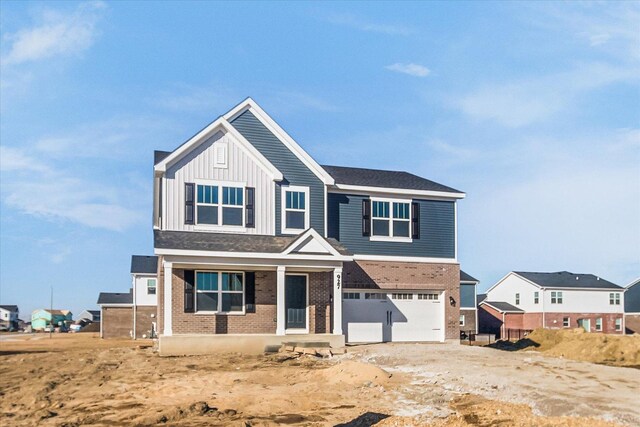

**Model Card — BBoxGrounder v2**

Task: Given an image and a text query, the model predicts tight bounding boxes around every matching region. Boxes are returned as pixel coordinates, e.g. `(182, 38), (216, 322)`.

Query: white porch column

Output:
(333, 267), (343, 335)
(276, 266), (286, 335)
(163, 263), (173, 336)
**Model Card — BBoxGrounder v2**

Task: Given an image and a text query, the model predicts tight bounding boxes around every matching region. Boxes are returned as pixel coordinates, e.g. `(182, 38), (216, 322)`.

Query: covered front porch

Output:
(155, 229), (350, 355)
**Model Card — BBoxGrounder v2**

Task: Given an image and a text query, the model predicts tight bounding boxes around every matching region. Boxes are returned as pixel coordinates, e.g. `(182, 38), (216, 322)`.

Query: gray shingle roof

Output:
(154, 150), (171, 165)
(460, 271), (479, 283)
(97, 291), (133, 305)
(625, 278), (640, 312)
(131, 255), (158, 274)
(322, 165), (462, 194)
(477, 293), (487, 305)
(154, 230), (351, 256)
(0, 305), (18, 312)
(482, 301), (524, 313)
(515, 271), (622, 290)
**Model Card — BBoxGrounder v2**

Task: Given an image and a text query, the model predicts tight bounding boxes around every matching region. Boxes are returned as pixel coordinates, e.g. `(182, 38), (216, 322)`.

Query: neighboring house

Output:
(77, 310), (101, 323)
(459, 272), (479, 335)
(97, 255), (158, 339)
(0, 305), (19, 329)
(479, 271), (625, 337)
(624, 278), (640, 334)
(151, 98), (467, 355)
(31, 309), (72, 331)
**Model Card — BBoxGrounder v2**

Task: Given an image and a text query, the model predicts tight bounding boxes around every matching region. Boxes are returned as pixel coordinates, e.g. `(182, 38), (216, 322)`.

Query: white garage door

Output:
(343, 291), (444, 343)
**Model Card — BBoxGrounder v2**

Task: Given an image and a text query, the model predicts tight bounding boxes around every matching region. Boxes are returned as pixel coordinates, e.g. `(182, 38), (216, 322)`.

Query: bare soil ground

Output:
(0, 333), (637, 426)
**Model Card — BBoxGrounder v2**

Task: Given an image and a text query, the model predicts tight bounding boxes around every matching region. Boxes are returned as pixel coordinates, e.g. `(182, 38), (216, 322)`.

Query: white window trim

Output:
(459, 314), (465, 327)
(551, 291), (563, 304)
(595, 317), (602, 331)
(563, 317), (570, 328)
(281, 185), (310, 235)
(147, 278), (157, 295)
(515, 293), (520, 305)
(194, 270), (246, 315)
(534, 291), (539, 304)
(615, 318), (622, 331)
(609, 293), (620, 305)
(194, 179), (247, 232)
(370, 197), (413, 243)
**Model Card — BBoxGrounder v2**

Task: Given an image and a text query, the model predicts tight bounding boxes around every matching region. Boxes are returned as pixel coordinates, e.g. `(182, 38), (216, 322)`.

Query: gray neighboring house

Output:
(459, 271), (479, 335)
(624, 278), (640, 334)
(0, 305), (19, 329)
(77, 310), (101, 323)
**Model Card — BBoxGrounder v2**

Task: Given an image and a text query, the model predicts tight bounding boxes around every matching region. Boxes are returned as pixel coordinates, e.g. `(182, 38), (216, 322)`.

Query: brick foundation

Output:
(170, 269), (332, 335)
(343, 260), (460, 340)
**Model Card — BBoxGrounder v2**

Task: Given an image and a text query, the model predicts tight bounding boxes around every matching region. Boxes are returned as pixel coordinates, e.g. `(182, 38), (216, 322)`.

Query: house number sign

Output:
(336, 273), (341, 289)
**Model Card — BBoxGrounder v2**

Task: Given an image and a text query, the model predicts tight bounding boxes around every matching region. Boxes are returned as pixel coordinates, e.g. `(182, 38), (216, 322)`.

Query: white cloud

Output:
(0, 145), (51, 173)
(1, 1), (107, 66)
(455, 63), (639, 128)
(386, 63), (430, 78)
(326, 13), (413, 36)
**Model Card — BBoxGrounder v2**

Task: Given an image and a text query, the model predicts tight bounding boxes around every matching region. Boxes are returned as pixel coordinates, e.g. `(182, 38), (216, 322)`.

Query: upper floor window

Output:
(281, 186), (309, 234)
(193, 182), (244, 228)
(534, 291), (539, 304)
(371, 198), (411, 241)
(551, 291), (563, 304)
(515, 293), (520, 305)
(609, 293), (620, 305)
(147, 279), (157, 295)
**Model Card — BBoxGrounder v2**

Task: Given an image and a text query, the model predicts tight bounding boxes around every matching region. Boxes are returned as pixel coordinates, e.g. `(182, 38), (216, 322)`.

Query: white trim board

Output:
(154, 117), (283, 181)
(329, 184), (465, 200)
(352, 254), (458, 264)
(223, 97), (335, 185)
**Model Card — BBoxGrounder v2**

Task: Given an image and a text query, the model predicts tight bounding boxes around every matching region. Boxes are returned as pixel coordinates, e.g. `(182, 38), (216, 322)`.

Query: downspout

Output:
(132, 274), (137, 340)
(541, 288), (545, 329)
(502, 311), (506, 338)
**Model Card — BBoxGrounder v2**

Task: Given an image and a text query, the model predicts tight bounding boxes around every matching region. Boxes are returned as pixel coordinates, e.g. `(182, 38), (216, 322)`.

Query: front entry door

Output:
(578, 318), (590, 332)
(285, 275), (307, 330)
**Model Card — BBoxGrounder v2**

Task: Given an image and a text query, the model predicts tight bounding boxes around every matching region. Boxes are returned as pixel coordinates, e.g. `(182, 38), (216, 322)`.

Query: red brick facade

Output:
(459, 309), (477, 334)
(479, 304), (624, 337)
(169, 268), (332, 335)
(102, 306), (133, 339)
(342, 260), (461, 340)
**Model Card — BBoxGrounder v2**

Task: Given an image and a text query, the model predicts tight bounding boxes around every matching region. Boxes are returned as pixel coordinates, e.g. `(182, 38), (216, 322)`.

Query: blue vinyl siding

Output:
(460, 283), (476, 308)
(231, 110), (324, 235)
(328, 193), (455, 258)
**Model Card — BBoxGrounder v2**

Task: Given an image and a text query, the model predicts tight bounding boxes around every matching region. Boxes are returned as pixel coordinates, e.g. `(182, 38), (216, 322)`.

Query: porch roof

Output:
(154, 230), (351, 256)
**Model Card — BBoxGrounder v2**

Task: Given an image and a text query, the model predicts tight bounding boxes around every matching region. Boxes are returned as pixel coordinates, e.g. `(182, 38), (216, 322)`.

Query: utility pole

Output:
(49, 285), (53, 339)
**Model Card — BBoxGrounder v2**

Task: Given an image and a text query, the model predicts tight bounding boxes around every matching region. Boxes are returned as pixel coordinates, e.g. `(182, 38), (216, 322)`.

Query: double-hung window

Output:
(195, 182), (245, 228)
(515, 293), (520, 305)
(534, 291), (539, 304)
(595, 317), (602, 331)
(195, 271), (244, 313)
(222, 186), (243, 226)
(551, 291), (563, 304)
(609, 293), (620, 305)
(615, 318), (622, 331)
(147, 279), (157, 295)
(281, 186), (309, 234)
(371, 199), (411, 240)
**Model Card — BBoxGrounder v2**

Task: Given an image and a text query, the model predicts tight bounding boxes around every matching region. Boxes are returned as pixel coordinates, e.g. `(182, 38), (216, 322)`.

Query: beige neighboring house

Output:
(97, 255), (158, 339)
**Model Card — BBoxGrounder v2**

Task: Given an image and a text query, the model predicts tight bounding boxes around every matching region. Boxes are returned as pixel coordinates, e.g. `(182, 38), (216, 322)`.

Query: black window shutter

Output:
(411, 202), (420, 239)
(245, 272), (256, 313)
(184, 270), (195, 313)
(245, 187), (255, 228)
(362, 199), (371, 237)
(185, 183), (195, 225)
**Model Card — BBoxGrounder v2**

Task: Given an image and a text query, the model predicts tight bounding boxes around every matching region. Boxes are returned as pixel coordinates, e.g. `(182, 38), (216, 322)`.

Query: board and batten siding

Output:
(327, 193), (455, 258)
(231, 110), (325, 235)
(163, 130), (274, 234)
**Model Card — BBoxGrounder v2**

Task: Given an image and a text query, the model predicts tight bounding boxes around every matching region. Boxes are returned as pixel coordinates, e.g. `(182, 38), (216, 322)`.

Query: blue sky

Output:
(1, 1), (639, 317)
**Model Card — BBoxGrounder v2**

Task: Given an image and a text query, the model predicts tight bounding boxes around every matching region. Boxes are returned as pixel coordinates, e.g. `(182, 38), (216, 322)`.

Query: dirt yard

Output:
(0, 333), (638, 426)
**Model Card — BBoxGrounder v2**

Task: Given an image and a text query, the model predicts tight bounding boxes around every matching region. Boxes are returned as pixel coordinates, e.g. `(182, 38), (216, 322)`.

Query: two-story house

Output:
(152, 98), (466, 355)
(0, 305), (19, 330)
(97, 255), (158, 338)
(479, 271), (625, 337)
(624, 278), (640, 334)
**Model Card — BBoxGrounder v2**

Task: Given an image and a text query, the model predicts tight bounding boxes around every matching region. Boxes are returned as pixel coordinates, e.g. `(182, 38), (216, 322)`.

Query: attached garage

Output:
(342, 290), (444, 343)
